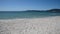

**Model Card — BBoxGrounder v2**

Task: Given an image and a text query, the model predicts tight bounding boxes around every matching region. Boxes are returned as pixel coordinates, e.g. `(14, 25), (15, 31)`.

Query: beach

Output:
(0, 16), (60, 34)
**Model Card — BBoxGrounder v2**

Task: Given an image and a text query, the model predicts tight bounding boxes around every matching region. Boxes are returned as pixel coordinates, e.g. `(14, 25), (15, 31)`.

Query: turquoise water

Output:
(0, 11), (60, 19)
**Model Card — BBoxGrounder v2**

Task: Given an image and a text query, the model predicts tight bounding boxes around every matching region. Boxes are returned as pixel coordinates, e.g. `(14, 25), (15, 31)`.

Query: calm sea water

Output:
(0, 11), (60, 19)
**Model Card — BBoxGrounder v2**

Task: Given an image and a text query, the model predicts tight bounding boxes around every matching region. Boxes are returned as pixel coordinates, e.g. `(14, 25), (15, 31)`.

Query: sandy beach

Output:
(0, 16), (60, 34)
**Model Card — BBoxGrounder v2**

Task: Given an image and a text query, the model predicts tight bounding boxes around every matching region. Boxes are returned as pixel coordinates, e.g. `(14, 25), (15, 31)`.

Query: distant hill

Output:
(26, 10), (41, 12)
(26, 9), (60, 13)
(47, 9), (60, 13)
(0, 9), (60, 13)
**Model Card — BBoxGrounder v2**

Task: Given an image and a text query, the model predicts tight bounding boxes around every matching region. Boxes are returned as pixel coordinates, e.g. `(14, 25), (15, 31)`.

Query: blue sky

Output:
(0, 0), (60, 11)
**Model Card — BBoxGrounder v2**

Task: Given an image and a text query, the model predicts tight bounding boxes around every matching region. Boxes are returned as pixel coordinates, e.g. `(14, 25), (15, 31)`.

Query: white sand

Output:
(0, 16), (60, 34)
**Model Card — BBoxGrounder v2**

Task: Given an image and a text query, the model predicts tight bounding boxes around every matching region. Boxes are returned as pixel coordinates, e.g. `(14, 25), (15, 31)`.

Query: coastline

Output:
(0, 16), (60, 34)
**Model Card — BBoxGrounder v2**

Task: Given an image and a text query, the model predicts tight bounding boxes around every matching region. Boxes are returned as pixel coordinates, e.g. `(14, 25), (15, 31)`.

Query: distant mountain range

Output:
(47, 9), (60, 12)
(0, 9), (60, 13)
(26, 9), (60, 13)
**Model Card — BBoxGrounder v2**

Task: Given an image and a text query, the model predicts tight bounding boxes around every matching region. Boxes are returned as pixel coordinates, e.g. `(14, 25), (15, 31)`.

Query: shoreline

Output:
(0, 16), (59, 20)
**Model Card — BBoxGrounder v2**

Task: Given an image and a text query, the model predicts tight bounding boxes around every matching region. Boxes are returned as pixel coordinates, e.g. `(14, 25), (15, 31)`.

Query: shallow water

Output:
(0, 11), (60, 19)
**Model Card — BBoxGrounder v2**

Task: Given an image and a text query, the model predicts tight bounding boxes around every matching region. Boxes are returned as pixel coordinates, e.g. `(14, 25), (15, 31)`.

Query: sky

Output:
(0, 0), (60, 11)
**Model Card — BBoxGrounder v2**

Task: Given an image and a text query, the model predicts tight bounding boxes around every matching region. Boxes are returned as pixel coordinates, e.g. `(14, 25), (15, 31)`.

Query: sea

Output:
(0, 11), (60, 19)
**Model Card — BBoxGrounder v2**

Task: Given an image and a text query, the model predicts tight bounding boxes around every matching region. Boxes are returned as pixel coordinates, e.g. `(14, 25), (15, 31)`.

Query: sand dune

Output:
(0, 16), (60, 34)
